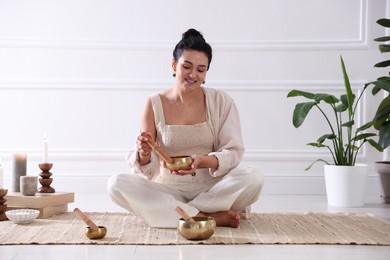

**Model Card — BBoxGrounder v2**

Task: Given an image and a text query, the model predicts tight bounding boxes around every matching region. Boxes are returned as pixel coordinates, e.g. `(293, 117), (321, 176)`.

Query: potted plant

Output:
(366, 18), (390, 203)
(287, 56), (383, 207)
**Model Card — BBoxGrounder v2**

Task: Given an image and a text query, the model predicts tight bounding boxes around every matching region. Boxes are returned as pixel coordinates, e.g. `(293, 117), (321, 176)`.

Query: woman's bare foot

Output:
(197, 211), (240, 228)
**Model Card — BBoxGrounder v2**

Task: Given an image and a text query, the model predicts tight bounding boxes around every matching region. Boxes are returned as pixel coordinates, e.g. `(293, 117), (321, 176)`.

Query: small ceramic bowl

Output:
(166, 156), (192, 171)
(177, 217), (216, 240)
(6, 209), (40, 224)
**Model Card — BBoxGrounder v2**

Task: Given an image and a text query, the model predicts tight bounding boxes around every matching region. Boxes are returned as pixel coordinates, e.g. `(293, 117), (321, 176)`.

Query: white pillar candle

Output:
(43, 134), (48, 163)
(0, 157), (3, 189)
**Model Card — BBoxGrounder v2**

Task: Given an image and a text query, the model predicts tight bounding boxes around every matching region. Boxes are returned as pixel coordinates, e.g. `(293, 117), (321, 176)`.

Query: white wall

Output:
(0, 0), (389, 196)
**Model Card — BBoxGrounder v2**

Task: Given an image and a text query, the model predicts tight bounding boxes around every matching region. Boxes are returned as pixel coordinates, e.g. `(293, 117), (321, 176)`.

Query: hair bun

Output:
(173, 28), (212, 70)
(182, 28), (204, 40)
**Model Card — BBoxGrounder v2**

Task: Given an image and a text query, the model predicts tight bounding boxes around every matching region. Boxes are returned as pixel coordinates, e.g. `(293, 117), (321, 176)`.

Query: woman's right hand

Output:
(136, 132), (153, 164)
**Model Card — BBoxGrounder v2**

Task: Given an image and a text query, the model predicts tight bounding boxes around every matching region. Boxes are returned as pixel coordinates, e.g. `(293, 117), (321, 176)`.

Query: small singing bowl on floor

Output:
(85, 226), (107, 239)
(166, 156), (192, 171)
(178, 217), (216, 240)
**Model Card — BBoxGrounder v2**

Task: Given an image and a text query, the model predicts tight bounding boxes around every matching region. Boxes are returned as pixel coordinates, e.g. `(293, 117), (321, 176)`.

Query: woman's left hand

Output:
(170, 155), (201, 176)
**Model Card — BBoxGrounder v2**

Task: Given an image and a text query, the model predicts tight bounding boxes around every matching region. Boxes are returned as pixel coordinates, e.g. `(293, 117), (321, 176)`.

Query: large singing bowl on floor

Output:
(177, 217), (216, 240)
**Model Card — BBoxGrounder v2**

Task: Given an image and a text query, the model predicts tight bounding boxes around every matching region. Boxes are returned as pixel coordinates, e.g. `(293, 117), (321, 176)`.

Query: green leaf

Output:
(372, 85), (381, 95)
(335, 103), (348, 112)
(379, 44), (390, 53)
(340, 56), (353, 117)
(341, 120), (354, 127)
(292, 102), (317, 128)
(340, 94), (348, 106)
(314, 93), (339, 104)
(375, 102), (390, 120)
(378, 123), (390, 149)
(340, 93), (355, 107)
(346, 144), (359, 151)
(377, 18), (390, 28)
(367, 139), (384, 152)
(368, 81), (382, 95)
(378, 76), (390, 82)
(306, 142), (327, 148)
(375, 60), (390, 68)
(373, 97), (390, 129)
(357, 121), (374, 132)
(287, 90), (316, 99)
(375, 36), (390, 42)
(304, 159), (330, 171)
(353, 133), (376, 141)
(317, 134), (336, 143)
(373, 78), (390, 93)
(376, 108), (390, 122)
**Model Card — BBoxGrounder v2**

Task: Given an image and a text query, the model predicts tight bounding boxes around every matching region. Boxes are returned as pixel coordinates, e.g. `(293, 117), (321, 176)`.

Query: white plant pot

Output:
(324, 164), (368, 207)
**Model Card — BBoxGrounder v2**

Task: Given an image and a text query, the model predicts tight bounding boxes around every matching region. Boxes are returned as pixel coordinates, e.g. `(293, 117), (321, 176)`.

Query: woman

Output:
(108, 29), (264, 228)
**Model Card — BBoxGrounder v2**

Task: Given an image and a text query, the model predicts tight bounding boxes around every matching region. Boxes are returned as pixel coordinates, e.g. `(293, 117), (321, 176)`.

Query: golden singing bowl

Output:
(166, 156), (192, 171)
(85, 226), (107, 239)
(177, 217), (216, 240)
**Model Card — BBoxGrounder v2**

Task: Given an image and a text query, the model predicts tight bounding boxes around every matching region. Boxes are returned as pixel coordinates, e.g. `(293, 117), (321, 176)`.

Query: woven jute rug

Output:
(1, 212), (389, 245)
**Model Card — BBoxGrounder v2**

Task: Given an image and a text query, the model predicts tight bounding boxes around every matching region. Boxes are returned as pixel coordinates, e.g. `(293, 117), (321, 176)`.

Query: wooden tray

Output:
(5, 192), (74, 219)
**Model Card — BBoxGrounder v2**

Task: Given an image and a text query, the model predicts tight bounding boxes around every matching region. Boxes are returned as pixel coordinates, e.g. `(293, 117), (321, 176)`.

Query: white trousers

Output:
(107, 166), (264, 228)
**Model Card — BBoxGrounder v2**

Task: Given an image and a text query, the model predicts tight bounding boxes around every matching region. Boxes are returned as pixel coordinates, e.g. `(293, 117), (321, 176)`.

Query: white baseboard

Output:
(261, 175), (382, 196)
(3, 174), (381, 199)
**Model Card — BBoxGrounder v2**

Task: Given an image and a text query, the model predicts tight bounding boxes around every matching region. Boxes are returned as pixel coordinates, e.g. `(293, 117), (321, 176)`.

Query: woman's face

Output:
(173, 49), (208, 90)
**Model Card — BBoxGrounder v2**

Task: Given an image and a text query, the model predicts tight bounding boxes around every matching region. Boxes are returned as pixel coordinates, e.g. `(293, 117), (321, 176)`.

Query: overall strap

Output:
(150, 94), (166, 126)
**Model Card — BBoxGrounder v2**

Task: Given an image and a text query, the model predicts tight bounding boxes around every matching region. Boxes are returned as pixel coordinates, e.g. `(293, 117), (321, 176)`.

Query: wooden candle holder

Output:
(0, 189), (8, 221)
(38, 163), (55, 193)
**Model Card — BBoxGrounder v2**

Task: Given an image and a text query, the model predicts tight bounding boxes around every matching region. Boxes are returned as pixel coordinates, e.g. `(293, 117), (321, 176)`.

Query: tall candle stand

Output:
(0, 189), (8, 221)
(38, 163), (55, 193)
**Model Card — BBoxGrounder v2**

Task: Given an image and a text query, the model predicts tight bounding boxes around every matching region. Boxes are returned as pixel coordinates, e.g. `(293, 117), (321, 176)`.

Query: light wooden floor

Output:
(1, 194), (390, 260)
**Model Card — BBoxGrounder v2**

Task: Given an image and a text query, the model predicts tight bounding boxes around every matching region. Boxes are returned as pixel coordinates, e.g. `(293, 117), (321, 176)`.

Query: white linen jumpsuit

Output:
(108, 88), (264, 228)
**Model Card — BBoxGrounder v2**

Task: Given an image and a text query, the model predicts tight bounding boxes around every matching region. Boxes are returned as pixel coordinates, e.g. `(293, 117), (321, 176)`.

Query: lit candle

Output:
(43, 133), (48, 163)
(0, 157), (3, 189)
(12, 153), (27, 192)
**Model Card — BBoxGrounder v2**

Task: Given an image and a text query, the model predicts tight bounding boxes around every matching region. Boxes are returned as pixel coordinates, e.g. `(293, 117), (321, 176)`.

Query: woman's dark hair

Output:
(173, 28), (212, 70)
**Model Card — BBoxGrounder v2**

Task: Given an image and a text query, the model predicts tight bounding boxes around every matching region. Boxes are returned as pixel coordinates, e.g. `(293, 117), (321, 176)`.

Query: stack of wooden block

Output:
(5, 192), (74, 218)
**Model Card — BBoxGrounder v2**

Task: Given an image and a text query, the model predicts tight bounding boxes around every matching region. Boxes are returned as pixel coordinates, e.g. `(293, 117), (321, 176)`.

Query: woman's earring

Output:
(173, 72), (176, 77)
(203, 80), (206, 84)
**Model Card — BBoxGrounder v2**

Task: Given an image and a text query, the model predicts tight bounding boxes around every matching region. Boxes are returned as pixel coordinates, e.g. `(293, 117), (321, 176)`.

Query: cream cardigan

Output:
(126, 87), (245, 180)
